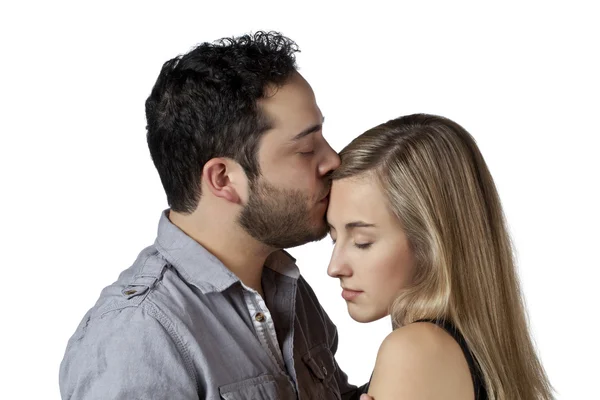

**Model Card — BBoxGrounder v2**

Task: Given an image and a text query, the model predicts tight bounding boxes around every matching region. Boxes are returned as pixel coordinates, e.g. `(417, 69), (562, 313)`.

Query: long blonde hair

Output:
(332, 114), (552, 400)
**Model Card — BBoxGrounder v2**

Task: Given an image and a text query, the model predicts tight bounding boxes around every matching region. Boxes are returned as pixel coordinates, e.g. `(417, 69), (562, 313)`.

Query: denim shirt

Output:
(59, 211), (361, 399)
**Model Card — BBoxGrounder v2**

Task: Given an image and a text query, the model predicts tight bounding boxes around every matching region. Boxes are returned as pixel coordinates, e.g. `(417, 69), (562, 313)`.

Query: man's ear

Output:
(202, 158), (244, 204)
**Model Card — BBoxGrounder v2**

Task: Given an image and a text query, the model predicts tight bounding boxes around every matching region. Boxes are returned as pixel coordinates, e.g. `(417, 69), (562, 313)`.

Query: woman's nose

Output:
(327, 250), (352, 278)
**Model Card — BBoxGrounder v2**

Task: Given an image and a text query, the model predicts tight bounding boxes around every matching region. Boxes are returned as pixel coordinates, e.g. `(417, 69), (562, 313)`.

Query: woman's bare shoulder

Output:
(367, 322), (474, 400)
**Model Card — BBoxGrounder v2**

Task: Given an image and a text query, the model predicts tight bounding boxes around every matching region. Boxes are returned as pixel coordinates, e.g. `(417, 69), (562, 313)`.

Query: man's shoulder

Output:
(88, 245), (166, 315)
(62, 243), (208, 362)
(59, 253), (199, 399)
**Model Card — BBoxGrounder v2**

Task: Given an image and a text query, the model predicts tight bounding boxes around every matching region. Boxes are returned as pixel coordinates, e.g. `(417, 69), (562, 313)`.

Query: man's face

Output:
(238, 72), (340, 249)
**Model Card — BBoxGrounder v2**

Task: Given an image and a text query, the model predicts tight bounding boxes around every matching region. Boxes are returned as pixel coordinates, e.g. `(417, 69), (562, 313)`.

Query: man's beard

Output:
(238, 178), (329, 249)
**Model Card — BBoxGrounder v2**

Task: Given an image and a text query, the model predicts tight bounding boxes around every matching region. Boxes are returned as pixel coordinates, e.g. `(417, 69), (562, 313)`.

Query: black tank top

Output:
(362, 320), (488, 399)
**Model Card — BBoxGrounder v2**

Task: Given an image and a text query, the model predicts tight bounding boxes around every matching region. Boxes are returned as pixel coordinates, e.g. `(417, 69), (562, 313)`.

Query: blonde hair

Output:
(332, 114), (553, 400)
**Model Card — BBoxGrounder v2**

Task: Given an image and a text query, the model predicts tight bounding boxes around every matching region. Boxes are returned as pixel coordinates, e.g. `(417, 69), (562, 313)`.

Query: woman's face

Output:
(327, 176), (415, 323)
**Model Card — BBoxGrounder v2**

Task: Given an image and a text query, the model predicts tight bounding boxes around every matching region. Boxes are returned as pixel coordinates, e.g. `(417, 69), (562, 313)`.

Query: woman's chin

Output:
(347, 306), (389, 323)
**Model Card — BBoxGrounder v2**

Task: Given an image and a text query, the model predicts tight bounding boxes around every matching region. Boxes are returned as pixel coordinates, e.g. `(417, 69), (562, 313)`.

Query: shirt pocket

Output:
(302, 343), (341, 400)
(218, 374), (280, 400)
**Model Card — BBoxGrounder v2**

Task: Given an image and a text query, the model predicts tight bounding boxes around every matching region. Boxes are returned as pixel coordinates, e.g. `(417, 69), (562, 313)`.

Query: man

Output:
(60, 32), (370, 399)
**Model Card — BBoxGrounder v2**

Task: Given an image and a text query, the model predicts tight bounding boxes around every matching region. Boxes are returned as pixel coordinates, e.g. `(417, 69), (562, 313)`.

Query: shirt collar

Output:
(154, 210), (299, 294)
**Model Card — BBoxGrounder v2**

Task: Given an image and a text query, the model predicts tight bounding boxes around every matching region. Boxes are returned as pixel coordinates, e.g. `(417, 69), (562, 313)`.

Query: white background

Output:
(1, 1), (598, 398)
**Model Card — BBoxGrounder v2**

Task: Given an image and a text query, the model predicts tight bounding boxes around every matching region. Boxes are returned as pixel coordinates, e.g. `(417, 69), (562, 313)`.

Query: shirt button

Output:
(124, 289), (137, 295)
(322, 365), (328, 376)
(255, 312), (266, 322)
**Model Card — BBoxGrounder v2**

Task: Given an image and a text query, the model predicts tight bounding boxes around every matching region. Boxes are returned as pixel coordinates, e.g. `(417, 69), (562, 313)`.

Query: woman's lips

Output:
(341, 288), (363, 301)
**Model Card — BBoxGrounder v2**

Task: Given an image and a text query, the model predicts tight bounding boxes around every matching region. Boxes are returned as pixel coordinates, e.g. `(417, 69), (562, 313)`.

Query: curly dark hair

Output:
(145, 31), (300, 213)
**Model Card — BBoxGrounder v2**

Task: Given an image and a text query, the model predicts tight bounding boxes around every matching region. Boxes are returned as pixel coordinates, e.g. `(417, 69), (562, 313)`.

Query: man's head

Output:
(146, 32), (339, 249)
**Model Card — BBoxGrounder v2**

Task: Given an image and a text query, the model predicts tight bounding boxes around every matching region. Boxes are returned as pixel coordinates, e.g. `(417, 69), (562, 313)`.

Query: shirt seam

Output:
(143, 298), (199, 394)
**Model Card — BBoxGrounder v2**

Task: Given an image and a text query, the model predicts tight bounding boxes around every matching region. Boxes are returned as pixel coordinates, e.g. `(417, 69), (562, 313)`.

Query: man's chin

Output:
(281, 228), (328, 249)
(309, 228), (329, 244)
(310, 215), (329, 239)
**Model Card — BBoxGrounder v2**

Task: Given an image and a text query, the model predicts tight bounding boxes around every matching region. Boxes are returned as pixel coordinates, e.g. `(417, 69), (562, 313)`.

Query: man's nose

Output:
(319, 143), (341, 177)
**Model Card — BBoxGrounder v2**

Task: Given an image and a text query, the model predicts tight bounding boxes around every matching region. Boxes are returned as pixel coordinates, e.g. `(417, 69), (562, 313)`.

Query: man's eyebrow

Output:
(292, 117), (325, 141)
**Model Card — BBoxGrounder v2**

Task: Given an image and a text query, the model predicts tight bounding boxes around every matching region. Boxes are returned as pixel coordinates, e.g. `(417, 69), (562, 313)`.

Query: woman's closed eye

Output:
(330, 238), (372, 250)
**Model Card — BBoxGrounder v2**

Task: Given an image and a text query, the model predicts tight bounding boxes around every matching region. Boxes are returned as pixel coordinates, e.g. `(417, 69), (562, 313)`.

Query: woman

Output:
(327, 114), (552, 400)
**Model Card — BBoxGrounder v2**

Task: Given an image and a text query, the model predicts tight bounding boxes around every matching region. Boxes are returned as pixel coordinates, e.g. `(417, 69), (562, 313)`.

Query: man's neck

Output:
(168, 209), (274, 296)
